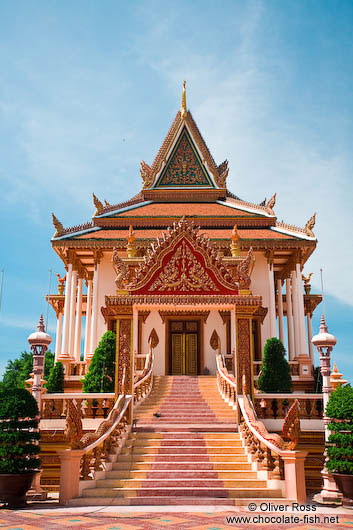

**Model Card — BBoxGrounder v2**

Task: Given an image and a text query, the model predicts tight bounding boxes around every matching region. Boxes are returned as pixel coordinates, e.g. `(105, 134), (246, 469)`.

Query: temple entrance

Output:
(169, 320), (199, 375)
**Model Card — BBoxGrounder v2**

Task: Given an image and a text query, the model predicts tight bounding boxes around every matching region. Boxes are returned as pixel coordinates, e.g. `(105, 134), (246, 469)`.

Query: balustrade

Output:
(41, 393), (114, 419)
(254, 394), (323, 419)
(58, 394), (132, 505)
(216, 354), (237, 409)
(134, 351), (153, 405)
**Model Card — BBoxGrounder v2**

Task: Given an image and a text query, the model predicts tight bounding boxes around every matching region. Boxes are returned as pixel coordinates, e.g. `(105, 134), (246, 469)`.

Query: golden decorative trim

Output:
(106, 294), (262, 307)
(218, 310), (230, 324)
(158, 310), (210, 323)
(305, 212), (316, 237)
(93, 193), (103, 216)
(52, 213), (64, 237)
(138, 310), (150, 323)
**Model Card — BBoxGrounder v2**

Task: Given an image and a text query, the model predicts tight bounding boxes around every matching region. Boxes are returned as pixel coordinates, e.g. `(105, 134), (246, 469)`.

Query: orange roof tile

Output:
(115, 202), (256, 217)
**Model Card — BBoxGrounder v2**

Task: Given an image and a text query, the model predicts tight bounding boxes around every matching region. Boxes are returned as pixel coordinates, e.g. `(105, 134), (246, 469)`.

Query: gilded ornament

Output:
(92, 193), (103, 216)
(302, 272), (313, 295)
(64, 399), (84, 449)
(266, 192), (276, 213)
(236, 247), (253, 289)
(140, 160), (154, 189)
(230, 224), (240, 257)
(148, 328), (159, 349)
(215, 160), (228, 188)
(52, 213), (64, 237)
(181, 80), (187, 119)
(126, 225), (136, 258)
(56, 273), (66, 295)
(112, 247), (129, 291)
(305, 212), (316, 237)
(210, 329), (220, 351)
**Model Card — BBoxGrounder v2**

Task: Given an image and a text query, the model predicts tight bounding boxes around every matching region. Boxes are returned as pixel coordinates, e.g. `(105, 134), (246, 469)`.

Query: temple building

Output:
(40, 84), (332, 505)
(49, 82), (321, 394)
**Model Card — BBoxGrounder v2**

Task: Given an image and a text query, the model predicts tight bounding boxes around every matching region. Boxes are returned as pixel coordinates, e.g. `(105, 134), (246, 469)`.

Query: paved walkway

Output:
(0, 502), (352, 529)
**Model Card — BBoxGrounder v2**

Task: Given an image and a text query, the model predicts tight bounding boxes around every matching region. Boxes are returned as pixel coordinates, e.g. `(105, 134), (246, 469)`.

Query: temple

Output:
(42, 83), (328, 505)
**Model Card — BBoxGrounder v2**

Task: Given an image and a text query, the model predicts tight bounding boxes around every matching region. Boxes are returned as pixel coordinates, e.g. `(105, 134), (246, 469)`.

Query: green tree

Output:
(46, 362), (65, 393)
(1, 350), (55, 390)
(82, 331), (116, 393)
(257, 338), (292, 393)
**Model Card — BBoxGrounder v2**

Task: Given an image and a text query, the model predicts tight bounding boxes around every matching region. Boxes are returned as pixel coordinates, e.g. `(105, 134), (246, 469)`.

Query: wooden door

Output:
(170, 320), (199, 375)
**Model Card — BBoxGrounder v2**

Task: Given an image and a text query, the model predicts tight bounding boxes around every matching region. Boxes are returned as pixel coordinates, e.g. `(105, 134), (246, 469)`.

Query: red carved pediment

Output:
(128, 218), (239, 295)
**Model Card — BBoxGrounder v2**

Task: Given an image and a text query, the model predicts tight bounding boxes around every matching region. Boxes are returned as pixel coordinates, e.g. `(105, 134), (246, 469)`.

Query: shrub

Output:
(82, 331), (116, 393)
(1, 350), (54, 390)
(257, 338), (292, 393)
(326, 384), (353, 475)
(0, 388), (40, 474)
(46, 362), (65, 393)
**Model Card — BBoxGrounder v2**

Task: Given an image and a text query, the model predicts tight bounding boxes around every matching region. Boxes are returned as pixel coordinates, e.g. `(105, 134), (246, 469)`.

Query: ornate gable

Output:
(155, 126), (214, 188)
(128, 218), (239, 295)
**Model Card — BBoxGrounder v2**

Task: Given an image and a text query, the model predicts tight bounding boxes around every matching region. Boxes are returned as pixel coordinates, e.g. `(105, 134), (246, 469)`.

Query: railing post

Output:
(281, 450), (308, 503)
(57, 449), (85, 505)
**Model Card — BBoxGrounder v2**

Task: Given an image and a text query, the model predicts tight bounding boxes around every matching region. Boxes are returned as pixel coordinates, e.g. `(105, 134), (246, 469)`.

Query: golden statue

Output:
(302, 272), (313, 294)
(56, 273), (66, 295)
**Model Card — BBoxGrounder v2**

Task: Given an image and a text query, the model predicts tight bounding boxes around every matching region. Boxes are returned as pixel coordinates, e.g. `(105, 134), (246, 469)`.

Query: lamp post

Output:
(312, 315), (341, 504)
(27, 315), (52, 407)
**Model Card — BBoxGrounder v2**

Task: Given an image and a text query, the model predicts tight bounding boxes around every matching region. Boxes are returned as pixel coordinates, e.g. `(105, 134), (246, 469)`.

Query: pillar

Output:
(277, 278), (284, 344)
(291, 269), (300, 357)
(60, 263), (73, 358)
(307, 313), (314, 363)
(115, 316), (133, 399)
(267, 261), (276, 337)
(296, 262), (308, 356)
(89, 261), (100, 358)
(54, 312), (63, 362)
(231, 305), (236, 367)
(285, 277), (295, 361)
(84, 275), (93, 360)
(236, 313), (254, 398)
(74, 276), (83, 361)
(68, 270), (77, 358)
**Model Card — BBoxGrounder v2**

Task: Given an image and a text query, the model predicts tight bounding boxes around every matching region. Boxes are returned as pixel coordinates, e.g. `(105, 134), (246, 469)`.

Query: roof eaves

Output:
(52, 226), (101, 241)
(95, 201), (153, 218)
(270, 226), (315, 241)
(216, 200), (273, 218)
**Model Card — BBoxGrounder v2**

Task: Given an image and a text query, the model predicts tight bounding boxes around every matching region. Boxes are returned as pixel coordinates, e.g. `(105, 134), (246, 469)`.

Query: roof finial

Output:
(181, 80), (187, 119)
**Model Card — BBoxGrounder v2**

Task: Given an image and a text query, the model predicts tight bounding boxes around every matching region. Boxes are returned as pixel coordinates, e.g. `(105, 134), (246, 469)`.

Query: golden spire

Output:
(181, 80), (187, 119)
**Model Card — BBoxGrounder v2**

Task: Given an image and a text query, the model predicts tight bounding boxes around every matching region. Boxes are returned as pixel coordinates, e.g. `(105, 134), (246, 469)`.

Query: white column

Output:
(74, 276), (83, 361)
(296, 262), (308, 356)
(84, 277), (93, 360)
(60, 263), (73, 358)
(277, 278), (284, 344)
(291, 269), (300, 357)
(285, 277), (295, 361)
(89, 262), (100, 358)
(68, 270), (78, 358)
(268, 262), (276, 337)
(307, 313), (314, 363)
(54, 312), (63, 362)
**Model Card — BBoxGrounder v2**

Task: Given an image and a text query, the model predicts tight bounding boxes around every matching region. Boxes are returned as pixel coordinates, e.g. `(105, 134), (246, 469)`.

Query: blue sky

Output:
(0, 0), (352, 381)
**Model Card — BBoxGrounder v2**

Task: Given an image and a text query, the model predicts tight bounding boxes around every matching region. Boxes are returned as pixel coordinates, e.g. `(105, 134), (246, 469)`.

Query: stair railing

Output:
(216, 354), (237, 410)
(133, 349), (154, 405)
(238, 390), (308, 503)
(57, 393), (132, 505)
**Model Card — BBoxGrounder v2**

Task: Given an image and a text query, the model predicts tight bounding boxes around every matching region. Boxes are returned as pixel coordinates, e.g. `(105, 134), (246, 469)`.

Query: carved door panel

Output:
(185, 333), (198, 375)
(172, 333), (184, 375)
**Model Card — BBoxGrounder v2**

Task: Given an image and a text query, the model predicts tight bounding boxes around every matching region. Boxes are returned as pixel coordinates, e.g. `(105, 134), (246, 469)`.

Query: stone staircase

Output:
(71, 376), (283, 505)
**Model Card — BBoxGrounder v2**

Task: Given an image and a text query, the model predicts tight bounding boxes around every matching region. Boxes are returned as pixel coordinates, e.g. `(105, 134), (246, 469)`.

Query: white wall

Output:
(203, 311), (227, 374)
(250, 252), (271, 349)
(141, 310), (165, 376)
(96, 252), (116, 344)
